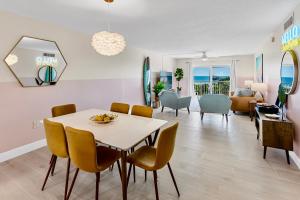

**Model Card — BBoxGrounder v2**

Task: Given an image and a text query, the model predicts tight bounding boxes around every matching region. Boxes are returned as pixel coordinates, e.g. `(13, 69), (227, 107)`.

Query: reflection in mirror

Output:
(4, 37), (67, 87)
(37, 66), (57, 86)
(280, 50), (298, 94)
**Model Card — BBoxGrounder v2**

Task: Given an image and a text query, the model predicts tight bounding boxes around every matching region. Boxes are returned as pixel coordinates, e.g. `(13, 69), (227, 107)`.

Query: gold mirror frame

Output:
(280, 50), (299, 95)
(3, 36), (67, 87)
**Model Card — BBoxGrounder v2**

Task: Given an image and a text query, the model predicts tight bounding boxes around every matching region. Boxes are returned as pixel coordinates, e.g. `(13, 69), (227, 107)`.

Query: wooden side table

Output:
(249, 100), (257, 121)
(255, 107), (294, 164)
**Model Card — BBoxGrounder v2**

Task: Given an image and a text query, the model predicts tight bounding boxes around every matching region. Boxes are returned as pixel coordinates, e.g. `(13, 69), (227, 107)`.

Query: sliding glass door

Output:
(193, 66), (230, 96)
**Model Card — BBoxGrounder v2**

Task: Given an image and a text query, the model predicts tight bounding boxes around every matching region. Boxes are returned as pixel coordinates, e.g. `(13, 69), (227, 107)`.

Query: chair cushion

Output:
(127, 146), (157, 171)
(96, 146), (121, 171)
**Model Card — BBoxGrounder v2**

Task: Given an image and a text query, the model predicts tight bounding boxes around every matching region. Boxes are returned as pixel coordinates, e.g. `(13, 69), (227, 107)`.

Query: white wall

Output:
(175, 55), (254, 96)
(0, 11), (175, 83)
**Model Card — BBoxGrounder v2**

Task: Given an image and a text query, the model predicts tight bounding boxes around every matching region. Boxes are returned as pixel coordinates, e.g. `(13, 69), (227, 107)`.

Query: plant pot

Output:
(152, 96), (160, 108)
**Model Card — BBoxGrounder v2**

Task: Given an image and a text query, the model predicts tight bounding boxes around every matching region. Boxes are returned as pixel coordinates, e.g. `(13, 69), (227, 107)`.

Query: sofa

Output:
(230, 90), (262, 113)
(159, 90), (191, 116)
(198, 94), (232, 121)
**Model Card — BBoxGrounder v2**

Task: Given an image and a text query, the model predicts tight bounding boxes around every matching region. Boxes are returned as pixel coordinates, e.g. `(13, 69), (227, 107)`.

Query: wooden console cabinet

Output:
(255, 107), (294, 164)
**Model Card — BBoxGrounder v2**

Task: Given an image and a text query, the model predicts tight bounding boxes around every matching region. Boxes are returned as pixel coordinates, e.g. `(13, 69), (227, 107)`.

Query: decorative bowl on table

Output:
(90, 113), (118, 124)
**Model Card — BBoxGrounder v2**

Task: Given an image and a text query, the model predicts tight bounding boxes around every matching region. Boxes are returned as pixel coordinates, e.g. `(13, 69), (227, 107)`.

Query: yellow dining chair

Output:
(42, 119), (70, 200)
(65, 127), (122, 200)
(130, 105), (154, 181)
(110, 102), (130, 114)
(127, 123), (180, 200)
(49, 104), (76, 175)
(131, 105), (153, 118)
(52, 104), (76, 118)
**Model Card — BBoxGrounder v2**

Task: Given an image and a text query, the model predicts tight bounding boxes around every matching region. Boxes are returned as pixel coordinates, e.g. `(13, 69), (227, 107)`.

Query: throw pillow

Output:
(240, 88), (253, 97)
(233, 88), (242, 96)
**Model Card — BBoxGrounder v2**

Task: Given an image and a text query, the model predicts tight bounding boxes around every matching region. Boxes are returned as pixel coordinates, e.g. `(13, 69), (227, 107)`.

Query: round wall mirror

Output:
(280, 50), (299, 94)
(38, 66), (57, 84)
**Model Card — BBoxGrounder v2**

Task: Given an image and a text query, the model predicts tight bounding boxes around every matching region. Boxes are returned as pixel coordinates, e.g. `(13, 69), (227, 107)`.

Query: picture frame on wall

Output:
(255, 54), (264, 82)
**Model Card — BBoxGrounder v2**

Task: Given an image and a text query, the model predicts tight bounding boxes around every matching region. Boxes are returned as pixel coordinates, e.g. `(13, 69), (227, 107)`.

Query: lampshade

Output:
(5, 54), (18, 65)
(251, 83), (268, 93)
(244, 80), (254, 88)
(91, 31), (126, 56)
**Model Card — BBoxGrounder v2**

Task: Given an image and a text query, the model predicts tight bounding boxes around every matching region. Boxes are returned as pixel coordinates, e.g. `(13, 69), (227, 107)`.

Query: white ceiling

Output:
(0, 0), (299, 57)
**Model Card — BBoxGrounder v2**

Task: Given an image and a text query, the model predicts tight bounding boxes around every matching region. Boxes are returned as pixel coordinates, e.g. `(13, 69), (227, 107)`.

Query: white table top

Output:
(48, 109), (168, 151)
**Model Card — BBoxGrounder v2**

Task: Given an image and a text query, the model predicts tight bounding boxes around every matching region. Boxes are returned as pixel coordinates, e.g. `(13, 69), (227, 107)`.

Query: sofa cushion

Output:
(234, 88), (253, 97)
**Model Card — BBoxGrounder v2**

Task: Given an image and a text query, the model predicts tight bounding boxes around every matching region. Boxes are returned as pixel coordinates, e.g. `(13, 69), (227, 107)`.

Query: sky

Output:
(193, 66), (230, 77)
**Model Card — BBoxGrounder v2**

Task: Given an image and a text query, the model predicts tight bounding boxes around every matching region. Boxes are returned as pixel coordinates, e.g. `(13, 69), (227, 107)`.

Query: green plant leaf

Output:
(278, 83), (287, 107)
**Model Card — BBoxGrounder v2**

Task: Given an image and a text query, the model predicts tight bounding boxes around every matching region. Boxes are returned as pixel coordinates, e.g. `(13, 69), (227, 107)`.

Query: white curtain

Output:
(186, 62), (194, 96)
(230, 60), (238, 92)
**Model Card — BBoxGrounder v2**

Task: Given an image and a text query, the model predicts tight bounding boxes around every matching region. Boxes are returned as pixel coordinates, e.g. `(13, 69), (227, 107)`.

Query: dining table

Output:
(48, 108), (168, 200)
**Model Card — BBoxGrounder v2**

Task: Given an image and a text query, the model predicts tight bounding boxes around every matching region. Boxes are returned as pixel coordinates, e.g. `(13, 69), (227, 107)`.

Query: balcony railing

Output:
(194, 81), (230, 96)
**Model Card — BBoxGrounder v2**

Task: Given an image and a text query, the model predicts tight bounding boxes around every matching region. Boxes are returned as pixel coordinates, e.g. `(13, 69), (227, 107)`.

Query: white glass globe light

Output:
(5, 54), (18, 65)
(91, 31), (126, 56)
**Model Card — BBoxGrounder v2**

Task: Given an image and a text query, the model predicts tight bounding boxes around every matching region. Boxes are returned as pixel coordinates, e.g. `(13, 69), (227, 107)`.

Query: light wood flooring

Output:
(1, 109), (300, 200)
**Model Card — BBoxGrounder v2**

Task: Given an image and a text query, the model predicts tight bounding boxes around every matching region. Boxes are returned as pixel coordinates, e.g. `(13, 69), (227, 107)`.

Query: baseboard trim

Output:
(0, 139), (46, 163)
(290, 151), (300, 169)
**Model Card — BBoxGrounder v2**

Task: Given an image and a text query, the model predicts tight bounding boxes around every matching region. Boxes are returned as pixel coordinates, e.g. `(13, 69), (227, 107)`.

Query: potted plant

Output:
(278, 83), (287, 121)
(153, 81), (165, 108)
(174, 68), (184, 95)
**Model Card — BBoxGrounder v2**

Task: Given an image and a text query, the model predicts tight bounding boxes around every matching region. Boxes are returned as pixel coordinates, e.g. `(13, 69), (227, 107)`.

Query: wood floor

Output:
(1, 109), (300, 200)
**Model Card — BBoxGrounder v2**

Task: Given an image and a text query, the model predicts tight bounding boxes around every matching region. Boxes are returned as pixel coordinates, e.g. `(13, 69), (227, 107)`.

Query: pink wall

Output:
(0, 79), (144, 152)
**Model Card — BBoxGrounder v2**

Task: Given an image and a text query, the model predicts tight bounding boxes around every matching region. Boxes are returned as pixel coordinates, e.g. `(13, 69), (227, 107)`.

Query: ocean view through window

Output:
(194, 66), (230, 96)
(281, 64), (294, 93)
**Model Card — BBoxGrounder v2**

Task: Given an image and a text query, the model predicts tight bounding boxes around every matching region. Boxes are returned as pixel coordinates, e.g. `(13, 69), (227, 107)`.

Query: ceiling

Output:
(0, 0), (299, 58)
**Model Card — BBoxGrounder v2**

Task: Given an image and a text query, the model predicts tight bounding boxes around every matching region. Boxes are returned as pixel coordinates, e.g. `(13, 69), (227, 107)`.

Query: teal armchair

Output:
(159, 90), (191, 116)
(198, 94), (232, 121)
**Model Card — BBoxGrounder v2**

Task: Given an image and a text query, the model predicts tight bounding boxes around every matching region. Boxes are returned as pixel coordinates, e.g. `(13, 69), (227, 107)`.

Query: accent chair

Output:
(198, 94), (232, 122)
(159, 90), (191, 116)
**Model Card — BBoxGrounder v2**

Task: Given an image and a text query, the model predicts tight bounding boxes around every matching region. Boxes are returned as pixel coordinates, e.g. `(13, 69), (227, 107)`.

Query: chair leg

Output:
(95, 172), (100, 200)
(64, 158), (71, 200)
(161, 106), (164, 112)
(167, 163), (180, 197)
(225, 114), (228, 122)
(145, 170), (147, 182)
(66, 168), (79, 200)
(49, 154), (55, 164)
(286, 150), (290, 165)
(133, 165), (136, 183)
(117, 160), (122, 181)
(176, 109), (178, 117)
(201, 112), (204, 120)
(187, 107), (190, 114)
(153, 171), (159, 200)
(41, 155), (55, 191)
(127, 164), (132, 186)
(263, 146), (267, 159)
(51, 156), (57, 176)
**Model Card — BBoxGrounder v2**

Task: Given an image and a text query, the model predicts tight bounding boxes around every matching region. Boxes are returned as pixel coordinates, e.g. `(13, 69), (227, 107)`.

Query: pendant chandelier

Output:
(91, 0), (126, 56)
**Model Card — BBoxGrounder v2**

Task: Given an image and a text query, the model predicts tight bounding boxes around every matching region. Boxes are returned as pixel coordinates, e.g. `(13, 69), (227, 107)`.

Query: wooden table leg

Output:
(121, 151), (127, 200)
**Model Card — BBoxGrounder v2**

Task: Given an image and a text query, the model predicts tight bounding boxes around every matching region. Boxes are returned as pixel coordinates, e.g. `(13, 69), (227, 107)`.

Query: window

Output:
(193, 66), (230, 96)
